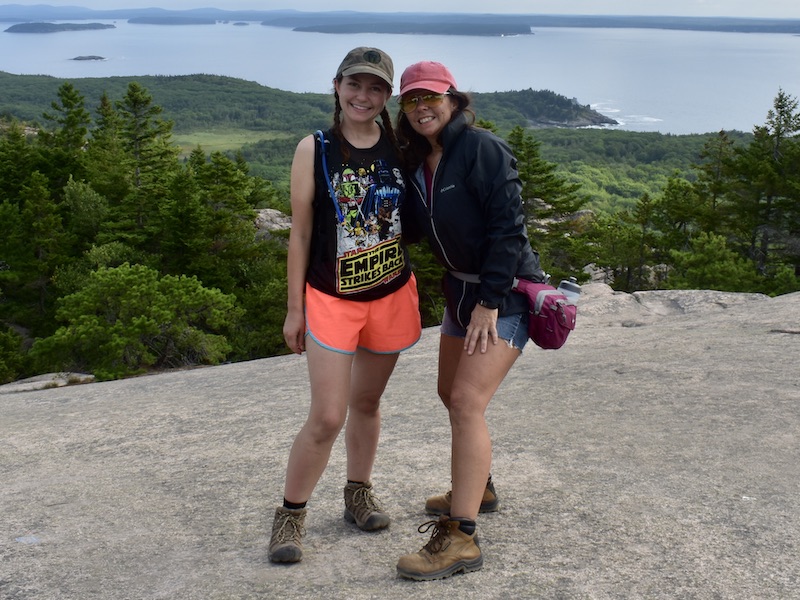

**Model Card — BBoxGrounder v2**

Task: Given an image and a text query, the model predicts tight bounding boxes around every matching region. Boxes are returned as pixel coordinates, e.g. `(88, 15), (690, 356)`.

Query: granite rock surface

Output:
(2, 284), (798, 599)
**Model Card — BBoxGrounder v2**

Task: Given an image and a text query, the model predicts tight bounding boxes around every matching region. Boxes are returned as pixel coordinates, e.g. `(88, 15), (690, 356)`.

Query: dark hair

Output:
(396, 89), (475, 171)
(331, 74), (398, 162)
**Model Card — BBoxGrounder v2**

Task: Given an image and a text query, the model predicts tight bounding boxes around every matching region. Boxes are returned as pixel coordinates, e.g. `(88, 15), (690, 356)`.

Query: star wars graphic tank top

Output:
(306, 129), (411, 301)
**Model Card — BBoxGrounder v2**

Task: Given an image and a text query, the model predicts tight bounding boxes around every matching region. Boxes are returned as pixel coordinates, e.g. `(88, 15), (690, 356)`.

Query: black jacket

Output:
(402, 112), (545, 327)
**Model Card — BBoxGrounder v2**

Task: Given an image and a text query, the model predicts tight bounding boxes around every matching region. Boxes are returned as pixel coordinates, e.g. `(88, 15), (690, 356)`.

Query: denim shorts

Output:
(441, 306), (529, 352)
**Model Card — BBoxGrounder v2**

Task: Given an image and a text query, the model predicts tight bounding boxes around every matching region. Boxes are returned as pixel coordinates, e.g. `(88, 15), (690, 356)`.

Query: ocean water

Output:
(1, 19), (799, 134)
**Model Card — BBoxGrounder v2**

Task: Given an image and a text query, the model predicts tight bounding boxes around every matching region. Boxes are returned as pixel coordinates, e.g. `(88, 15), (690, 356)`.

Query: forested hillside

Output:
(0, 71), (614, 190)
(1, 73), (798, 385)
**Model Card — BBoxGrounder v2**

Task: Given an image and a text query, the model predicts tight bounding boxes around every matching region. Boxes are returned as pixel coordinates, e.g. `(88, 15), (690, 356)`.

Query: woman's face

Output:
(401, 89), (455, 145)
(334, 73), (391, 125)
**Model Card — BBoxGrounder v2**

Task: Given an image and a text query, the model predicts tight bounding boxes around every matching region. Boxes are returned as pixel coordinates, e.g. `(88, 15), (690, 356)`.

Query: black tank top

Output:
(306, 128), (412, 301)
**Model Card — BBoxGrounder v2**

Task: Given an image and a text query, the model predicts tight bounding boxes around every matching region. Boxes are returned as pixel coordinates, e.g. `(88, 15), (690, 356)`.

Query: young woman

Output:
(395, 61), (545, 580)
(269, 47), (420, 564)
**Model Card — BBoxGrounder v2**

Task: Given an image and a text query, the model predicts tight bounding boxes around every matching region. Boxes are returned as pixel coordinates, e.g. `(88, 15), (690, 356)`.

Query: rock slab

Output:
(1, 285), (799, 599)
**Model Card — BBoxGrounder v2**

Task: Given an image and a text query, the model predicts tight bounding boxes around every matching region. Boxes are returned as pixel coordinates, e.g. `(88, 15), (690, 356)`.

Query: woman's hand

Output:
(464, 304), (499, 355)
(283, 307), (306, 355)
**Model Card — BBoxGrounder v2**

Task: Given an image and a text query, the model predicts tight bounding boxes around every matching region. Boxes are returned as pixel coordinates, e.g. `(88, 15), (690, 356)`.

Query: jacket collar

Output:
(439, 111), (469, 150)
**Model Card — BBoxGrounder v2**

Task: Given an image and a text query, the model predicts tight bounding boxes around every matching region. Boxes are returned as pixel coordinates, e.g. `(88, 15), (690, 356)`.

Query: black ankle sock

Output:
(283, 499), (307, 510)
(450, 517), (477, 535)
(347, 480), (364, 485)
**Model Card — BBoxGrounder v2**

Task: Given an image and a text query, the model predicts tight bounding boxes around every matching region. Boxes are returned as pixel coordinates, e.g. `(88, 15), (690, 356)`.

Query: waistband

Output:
(449, 270), (523, 289)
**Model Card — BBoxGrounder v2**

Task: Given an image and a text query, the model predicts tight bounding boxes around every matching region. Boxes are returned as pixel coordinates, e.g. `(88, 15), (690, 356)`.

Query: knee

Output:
(349, 395), (381, 418)
(307, 409), (346, 443)
(446, 390), (483, 425)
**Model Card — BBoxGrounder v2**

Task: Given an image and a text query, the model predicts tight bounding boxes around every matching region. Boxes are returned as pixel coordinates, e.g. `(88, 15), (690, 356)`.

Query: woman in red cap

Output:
(395, 61), (545, 580)
(269, 47), (421, 564)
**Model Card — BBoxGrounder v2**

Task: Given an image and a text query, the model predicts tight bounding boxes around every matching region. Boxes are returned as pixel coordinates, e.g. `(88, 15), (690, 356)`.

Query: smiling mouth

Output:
(418, 116), (435, 124)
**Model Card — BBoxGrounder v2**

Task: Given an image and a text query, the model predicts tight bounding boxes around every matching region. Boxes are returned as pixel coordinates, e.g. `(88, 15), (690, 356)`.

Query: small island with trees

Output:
(5, 22), (115, 33)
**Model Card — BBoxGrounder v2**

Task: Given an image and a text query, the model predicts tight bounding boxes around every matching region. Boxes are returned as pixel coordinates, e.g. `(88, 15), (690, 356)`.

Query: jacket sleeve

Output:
(400, 170), (425, 245)
(466, 131), (529, 306)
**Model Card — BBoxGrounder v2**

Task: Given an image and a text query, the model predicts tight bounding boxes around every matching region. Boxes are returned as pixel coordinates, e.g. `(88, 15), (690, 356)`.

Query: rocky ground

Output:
(2, 284), (798, 599)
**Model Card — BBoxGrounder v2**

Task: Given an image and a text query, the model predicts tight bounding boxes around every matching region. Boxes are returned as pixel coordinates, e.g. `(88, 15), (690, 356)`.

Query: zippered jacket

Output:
(402, 112), (545, 327)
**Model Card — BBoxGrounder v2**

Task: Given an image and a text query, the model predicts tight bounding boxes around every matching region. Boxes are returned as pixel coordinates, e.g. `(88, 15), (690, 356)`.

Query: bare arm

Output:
(283, 134), (316, 354)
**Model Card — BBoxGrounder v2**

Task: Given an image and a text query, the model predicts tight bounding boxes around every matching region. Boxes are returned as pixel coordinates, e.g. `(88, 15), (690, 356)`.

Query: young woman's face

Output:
(400, 89), (455, 144)
(334, 73), (392, 124)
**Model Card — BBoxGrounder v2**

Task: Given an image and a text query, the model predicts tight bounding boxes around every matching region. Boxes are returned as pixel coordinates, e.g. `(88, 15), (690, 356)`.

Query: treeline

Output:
(0, 72), (334, 134)
(567, 91), (800, 295)
(1, 81), (290, 383)
(0, 72), (610, 139)
(533, 128), (756, 214)
(1, 79), (798, 386)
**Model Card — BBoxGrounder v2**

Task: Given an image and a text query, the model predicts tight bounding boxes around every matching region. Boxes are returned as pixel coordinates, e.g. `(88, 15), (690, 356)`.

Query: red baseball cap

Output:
(399, 61), (457, 96)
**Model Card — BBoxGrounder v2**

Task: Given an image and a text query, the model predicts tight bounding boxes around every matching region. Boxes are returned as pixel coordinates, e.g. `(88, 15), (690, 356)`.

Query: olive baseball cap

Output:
(336, 47), (394, 89)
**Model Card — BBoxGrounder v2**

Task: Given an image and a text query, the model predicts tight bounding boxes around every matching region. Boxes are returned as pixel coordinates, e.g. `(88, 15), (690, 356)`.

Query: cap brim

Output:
(340, 65), (393, 88)
(399, 79), (452, 96)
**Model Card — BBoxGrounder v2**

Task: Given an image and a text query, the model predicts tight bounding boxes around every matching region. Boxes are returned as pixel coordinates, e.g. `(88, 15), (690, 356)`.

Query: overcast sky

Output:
(14, 1), (800, 19)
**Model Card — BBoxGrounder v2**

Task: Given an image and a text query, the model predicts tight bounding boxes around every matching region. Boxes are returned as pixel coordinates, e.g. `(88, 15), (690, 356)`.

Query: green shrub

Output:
(30, 263), (243, 380)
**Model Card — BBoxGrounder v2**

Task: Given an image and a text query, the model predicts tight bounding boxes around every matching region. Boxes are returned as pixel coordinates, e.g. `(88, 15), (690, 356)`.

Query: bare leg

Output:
(282, 337), (354, 503)
(345, 348), (399, 482)
(438, 334), (519, 520)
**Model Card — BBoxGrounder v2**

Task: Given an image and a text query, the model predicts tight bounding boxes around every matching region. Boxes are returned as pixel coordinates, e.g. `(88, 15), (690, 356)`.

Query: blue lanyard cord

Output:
(316, 130), (344, 223)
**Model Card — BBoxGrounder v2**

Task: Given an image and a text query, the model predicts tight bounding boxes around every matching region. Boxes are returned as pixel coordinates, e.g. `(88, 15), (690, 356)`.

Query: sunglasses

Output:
(398, 92), (449, 114)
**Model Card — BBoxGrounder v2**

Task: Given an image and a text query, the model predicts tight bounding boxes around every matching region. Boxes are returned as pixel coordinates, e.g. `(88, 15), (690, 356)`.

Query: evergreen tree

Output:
(0, 121), (37, 204)
(9, 172), (69, 326)
(0, 199), (24, 313)
(728, 89), (800, 275)
(650, 176), (704, 260)
(506, 125), (588, 278)
(85, 92), (132, 205)
(104, 82), (180, 252)
(37, 82), (91, 194)
(585, 212), (641, 291)
(163, 150), (258, 291)
(692, 130), (738, 233)
(666, 232), (761, 292)
(631, 192), (659, 288)
(61, 177), (110, 254)
(158, 161), (212, 277)
(0, 326), (25, 384)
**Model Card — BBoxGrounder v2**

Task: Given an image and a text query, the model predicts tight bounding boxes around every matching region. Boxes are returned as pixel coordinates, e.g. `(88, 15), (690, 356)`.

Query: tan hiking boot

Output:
(343, 481), (390, 531)
(424, 478), (500, 515)
(396, 516), (483, 581)
(268, 506), (306, 563)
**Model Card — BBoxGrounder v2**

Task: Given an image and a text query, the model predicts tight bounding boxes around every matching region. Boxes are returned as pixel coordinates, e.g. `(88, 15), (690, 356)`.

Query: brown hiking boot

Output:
(424, 478), (500, 515)
(268, 506), (306, 563)
(343, 481), (390, 531)
(396, 516), (483, 581)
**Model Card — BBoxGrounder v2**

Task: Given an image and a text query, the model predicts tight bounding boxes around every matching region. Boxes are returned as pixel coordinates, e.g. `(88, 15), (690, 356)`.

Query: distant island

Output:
(294, 22), (532, 36)
(5, 22), (115, 34)
(1, 6), (799, 35)
(128, 17), (216, 25)
(71, 55), (105, 61)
